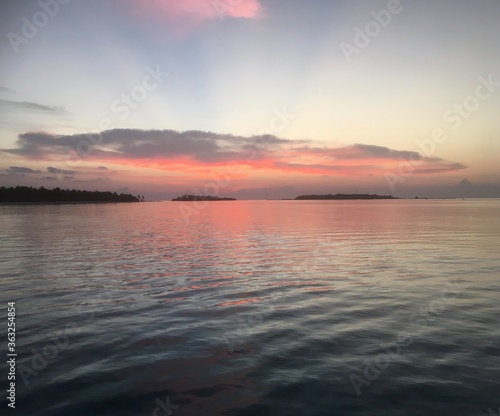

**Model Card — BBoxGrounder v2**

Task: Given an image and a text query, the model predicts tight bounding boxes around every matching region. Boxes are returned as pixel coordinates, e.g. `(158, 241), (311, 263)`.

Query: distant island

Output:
(0, 186), (143, 203)
(294, 193), (397, 200)
(172, 194), (236, 201)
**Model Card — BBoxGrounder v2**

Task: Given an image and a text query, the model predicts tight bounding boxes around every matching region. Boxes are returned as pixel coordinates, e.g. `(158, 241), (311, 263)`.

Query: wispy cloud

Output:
(0, 86), (15, 94)
(1, 128), (467, 178)
(5, 166), (42, 174)
(0, 99), (66, 114)
(328, 144), (424, 161)
(47, 167), (76, 175)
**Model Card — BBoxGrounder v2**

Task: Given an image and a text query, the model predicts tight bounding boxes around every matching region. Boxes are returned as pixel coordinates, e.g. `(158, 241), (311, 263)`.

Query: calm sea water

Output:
(1, 200), (499, 416)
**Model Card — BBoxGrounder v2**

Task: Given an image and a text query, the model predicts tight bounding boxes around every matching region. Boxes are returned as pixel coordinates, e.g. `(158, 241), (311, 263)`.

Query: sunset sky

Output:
(1, 0), (499, 199)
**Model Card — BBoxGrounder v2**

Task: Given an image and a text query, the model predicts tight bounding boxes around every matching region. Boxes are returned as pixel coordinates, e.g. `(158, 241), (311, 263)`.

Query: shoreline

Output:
(0, 201), (141, 205)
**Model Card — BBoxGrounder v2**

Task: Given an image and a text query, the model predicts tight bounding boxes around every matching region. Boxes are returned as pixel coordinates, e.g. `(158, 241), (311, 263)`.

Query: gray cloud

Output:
(412, 164), (467, 174)
(453, 179), (500, 198)
(74, 178), (105, 183)
(6, 166), (41, 174)
(297, 144), (425, 162)
(47, 167), (76, 175)
(0, 86), (15, 94)
(274, 161), (374, 173)
(341, 144), (423, 161)
(2, 129), (287, 162)
(1, 128), (467, 177)
(396, 179), (500, 199)
(0, 98), (66, 114)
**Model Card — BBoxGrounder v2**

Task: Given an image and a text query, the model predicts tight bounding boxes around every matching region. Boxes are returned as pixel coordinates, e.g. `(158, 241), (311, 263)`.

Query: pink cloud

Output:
(131, 0), (262, 34)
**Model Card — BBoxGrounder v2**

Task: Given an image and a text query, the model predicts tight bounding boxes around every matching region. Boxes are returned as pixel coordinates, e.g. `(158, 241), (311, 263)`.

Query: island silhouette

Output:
(0, 186), (143, 203)
(172, 194), (236, 201)
(294, 193), (397, 200)
(1, 188), (400, 203)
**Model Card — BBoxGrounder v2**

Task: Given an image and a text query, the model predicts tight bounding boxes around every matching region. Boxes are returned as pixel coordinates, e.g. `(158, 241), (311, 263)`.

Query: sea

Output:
(0, 199), (499, 416)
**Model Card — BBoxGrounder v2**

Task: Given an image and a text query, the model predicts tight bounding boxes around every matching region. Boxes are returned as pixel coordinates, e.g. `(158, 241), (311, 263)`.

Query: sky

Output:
(1, 0), (499, 199)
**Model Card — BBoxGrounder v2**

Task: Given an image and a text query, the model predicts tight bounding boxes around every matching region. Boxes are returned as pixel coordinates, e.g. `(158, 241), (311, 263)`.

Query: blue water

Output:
(1, 200), (499, 415)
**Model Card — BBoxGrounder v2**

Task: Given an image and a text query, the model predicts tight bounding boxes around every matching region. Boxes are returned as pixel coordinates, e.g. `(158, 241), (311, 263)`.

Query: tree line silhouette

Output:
(0, 186), (143, 203)
(172, 194), (236, 201)
(295, 193), (397, 200)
